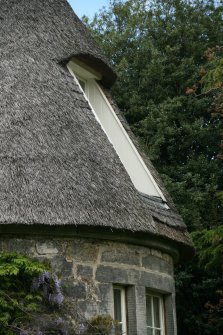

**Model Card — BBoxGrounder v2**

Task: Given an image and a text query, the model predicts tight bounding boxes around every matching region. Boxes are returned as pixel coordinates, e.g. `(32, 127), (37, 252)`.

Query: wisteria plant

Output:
(0, 253), (74, 335)
(0, 253), (118, 335)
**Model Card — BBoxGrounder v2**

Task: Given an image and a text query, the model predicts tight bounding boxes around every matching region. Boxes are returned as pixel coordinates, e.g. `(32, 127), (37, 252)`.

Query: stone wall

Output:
(0, 235), (176, 334)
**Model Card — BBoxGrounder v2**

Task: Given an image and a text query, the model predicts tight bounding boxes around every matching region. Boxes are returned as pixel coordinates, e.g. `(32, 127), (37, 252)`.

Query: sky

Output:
(67, 0), (109, 19)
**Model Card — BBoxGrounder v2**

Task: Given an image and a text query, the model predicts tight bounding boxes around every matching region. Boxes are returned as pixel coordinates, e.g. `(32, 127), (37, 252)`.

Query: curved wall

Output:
(0, 236), (177, 335)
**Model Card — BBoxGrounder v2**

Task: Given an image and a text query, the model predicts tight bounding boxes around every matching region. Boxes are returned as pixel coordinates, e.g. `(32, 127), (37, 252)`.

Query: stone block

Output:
(65, 240), (99, 263)
(77, 264), (93, 278)
(101, 249), (140, 266)
(134, 286), (147, 335)
(96, 265), (139, 284)
(36, 241), (59, 255)
(6, 239), (35, 255)
(141, 271), (174, 293)
(97, 283), (112, 306)
(96, 265), (127, 283)
(50, 255), (73, 277)
(77, 300), (98, 319)
(63, 280), (86, 300)
(165, 294), (177, 335)
(142, 255), (173, 275)
(126, 286), (137, 335)
(151, 249), (163, 259)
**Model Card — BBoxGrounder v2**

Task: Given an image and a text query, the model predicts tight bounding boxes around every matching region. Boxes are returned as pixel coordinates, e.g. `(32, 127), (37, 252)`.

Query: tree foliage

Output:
(0, 253), (48, 334)
(187, 45), (223, 160)
(176, 226), (223, 335)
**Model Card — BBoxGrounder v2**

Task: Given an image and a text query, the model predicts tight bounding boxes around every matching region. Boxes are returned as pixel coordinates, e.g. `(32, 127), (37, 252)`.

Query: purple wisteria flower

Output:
(54, 276), (62, 292)
(42, 271), (50, 281)
(31, 271), (64, 307)
(31, 271), (50, 291)
(49, 292), (64, 306)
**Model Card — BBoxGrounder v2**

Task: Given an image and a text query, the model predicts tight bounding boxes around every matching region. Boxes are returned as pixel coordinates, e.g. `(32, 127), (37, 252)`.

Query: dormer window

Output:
(76, 77), (86, 91)
(67, 58), (166, 202)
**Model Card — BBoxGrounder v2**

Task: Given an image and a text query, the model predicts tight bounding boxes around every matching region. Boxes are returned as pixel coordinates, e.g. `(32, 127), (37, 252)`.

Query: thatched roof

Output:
(0, 0), (193, 259)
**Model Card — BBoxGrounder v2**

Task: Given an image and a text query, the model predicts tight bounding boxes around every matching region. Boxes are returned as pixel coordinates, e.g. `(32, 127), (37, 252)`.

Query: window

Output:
(146, 293), (165, 335)
(67, 58), (167, 202)
(76, 76), (87, 92)
(113, 286), (127, 334)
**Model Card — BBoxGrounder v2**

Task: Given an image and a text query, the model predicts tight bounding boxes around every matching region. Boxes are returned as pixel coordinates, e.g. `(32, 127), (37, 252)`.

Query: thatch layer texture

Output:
(0, 0), (192, 249)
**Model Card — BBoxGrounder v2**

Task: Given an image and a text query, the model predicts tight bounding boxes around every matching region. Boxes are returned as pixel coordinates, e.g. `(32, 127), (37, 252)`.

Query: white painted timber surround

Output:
(113, 286), (127, 334)
(67, 60), (166, 200)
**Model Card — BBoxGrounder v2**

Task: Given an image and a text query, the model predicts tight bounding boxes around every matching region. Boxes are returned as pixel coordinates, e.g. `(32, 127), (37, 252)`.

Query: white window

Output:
(76, 76), (87, 92)
(67, 59), (167, 201)
(113, 286), (127, 334)
(146, 293), (165, 335)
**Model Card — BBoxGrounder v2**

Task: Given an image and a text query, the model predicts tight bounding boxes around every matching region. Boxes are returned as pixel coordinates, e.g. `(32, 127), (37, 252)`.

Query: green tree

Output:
(175, 47), (223, 334)
(187, 45), (223, 204)
(176, 226), (223, 335)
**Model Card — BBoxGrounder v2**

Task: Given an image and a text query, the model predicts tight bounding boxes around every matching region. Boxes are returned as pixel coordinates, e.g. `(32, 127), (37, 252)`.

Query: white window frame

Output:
(113, 286), (127, 335)
(146, 292), (165, 335)
(67, 59), (167, 202)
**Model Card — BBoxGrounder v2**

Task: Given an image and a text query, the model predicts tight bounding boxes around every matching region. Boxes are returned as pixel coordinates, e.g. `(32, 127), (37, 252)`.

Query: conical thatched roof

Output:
(0, 0), (193, 260)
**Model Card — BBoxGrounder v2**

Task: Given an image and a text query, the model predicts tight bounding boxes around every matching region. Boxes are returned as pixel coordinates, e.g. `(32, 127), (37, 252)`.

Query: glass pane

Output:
(155, 330), (161, 335)
(114, 289), (122, 323)
(78, 78), (86, 91)
(153, 297), (161, 328)
(147, 328), (153, 335)
(146, 295), (153, 327)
